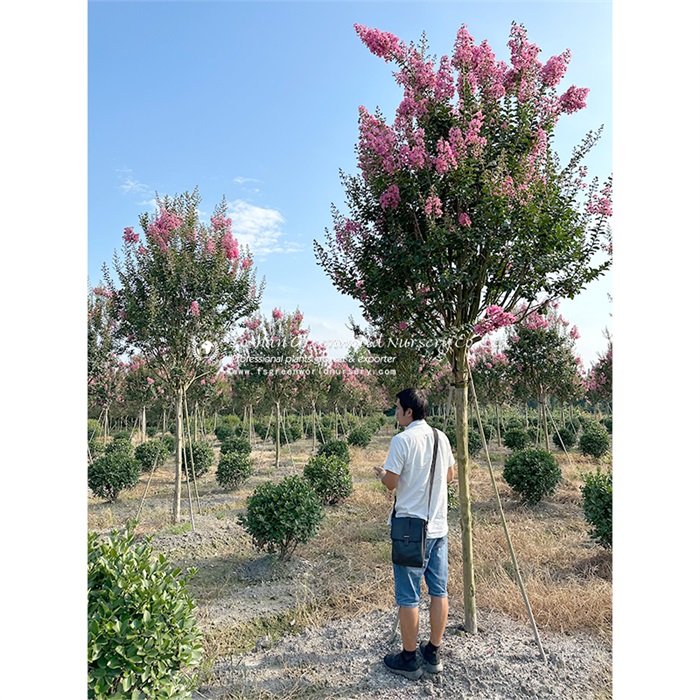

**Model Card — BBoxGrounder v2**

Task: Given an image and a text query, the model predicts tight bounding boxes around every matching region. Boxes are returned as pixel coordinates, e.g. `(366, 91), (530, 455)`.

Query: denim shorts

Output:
(393, 535), (448, 608)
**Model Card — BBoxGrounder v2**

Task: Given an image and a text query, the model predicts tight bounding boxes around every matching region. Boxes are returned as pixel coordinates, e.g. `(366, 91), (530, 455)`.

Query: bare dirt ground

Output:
(88, 426), (612, 699)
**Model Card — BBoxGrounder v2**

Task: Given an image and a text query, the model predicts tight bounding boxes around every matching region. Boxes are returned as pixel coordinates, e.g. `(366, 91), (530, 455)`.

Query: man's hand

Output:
(373, 465), (386, 479)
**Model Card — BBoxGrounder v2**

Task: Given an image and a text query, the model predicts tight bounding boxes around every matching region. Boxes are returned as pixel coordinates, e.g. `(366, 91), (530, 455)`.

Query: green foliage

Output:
(181, 441), (214, 481)
(239, 475), (325, 560)
(216, 452), (254, 491)
(134, 440), (169, 473)
(303, 454), (354, 505)
(160, 433), (176, 454)
(447, 482), (459, 511)
(214, 423), (236, 442)
(504, 427), (530, 451)
(599, 416), (613, 434)
(553, 425), (577, 450)
(112, 431), (133, 441)
(88, 418), (104, 440)
(467, 429), (482, 457)
(580, 467), (612, 548)
(88, 452), (141, 502)
(88, 439), (105, 459)
(220, 436), (252, 457)
(281, 416), (303, 442)
(146, 426), (157, 438)
(347, 426), (373, 448)
(317, 439), (350, 464)
(105, 436), (134, 458)
(526, 426), (539, 444)
(579, 422), (611, 458)
(503, 448), (562, 505)
(87, 523), (202, 698)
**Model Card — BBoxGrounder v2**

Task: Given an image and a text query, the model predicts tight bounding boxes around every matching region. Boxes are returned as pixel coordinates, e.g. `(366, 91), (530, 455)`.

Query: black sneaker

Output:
(419, 640), (444, 673)
(383, 650), (424, 680)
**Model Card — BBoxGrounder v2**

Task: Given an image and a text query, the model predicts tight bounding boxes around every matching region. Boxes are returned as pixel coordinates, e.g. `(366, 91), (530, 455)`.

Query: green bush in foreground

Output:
(134, 440), (169, 473)
(317, 439), (350, 464)
(579, 422), (611, 458)
(239, 476), (324, 560)
(180, 441), (214, 481)
(503, 448), (562, 505)
(216, 451), (254, 491)
(581, 467), (612, 548)
(88, 523), (202, 699)
(220, 436), (252, 457)
(553, 425), (577, 450)
(347, 426), (373, 448)
(88, 452), (141, 502)
(304, 454), (354, 505)
(504, 427), (530, 451)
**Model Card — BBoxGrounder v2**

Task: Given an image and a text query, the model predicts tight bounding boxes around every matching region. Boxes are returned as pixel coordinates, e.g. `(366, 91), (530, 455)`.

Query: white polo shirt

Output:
(383, 419), (455, 539)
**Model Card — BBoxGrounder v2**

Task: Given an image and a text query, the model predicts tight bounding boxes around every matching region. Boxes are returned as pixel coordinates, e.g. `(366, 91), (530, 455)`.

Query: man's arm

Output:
(373, 465), (400, 491)
(447, 463), (455, 484)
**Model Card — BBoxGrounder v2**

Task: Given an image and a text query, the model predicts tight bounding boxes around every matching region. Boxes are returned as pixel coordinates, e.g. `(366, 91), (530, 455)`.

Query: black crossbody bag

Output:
(390, 427), (439, 568)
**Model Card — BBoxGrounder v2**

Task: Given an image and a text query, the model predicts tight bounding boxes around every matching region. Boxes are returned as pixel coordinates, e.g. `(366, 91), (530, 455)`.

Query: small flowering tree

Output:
(102, 189), (261, 523)
(237, 308), (310, 467)
(88, 287), (125, 442)
(314, 22), (612, 632)
(294, 339), (330, 452)
(586, 333), (612, 413)
(469, 340), (512, 445)
(505, 305), (583, 449)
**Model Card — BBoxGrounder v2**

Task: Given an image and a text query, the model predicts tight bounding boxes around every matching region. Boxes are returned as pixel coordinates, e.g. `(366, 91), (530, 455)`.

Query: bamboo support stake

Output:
(135, 453), (161, 523)
(184, 395), (201, 521)
(467, 362), (547, 664)
(545, 403), (574, 468)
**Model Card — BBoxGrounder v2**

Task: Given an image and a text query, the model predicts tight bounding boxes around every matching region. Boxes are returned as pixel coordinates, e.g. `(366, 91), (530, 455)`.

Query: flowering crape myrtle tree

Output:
(237, 308), (311, 467)
(505, 305), (585, 449)
(314, 22), (612, 632)
(102, 189), (262, 523)
(469, 340), (512, 445)
(88, 287), (126, 443)
(586, 332), (612, 413)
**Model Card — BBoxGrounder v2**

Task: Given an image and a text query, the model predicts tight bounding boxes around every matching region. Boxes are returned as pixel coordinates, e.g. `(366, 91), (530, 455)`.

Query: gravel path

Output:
(195, 602), (610, 699)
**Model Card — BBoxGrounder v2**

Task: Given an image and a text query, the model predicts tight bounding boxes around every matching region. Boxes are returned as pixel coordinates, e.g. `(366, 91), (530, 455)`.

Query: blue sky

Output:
(88, 0), (612, 367)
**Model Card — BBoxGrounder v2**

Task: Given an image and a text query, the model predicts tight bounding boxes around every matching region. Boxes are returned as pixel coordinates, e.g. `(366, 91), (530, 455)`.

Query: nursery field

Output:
(88, 422), (612, 700)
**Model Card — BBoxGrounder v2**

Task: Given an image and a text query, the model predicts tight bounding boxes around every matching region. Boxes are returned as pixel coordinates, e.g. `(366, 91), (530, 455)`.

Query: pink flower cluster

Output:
(241, 257), (253, 270)
(558, 85), (589, 114)
(189, 301), (200, 317)
(211, 215), (232, 232)
(522, 311), (549, 330)
(147, 210), (182, 252)
(473, 305), (516, 336)
(459, 212), (472, 227)
(434, 139), (458, 174)
(425, 195), (443, 218)
(245, 318), (261, 330)
(354, 24), (406, 62)
(123, 227), (139, 244)
(272, 308), (283, 320)
(379, 184), (401, 210)
(541, 49), (571, 87)
(222, 231), (239, 261)
(358, 106), (397, 177)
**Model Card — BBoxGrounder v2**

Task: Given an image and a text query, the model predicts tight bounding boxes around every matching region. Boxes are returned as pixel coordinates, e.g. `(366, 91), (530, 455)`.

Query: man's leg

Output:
(428, 595), (448, 646)
(399, 606), (419, 652)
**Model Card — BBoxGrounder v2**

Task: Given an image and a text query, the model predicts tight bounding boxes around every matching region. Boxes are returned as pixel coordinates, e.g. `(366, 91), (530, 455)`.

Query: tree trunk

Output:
(454, 345), (477, 634)
(311, 400), (317, 453)
(173, 386), (184, 524)
(141, 405), (147, 444)
(495, 403), (502, 447)
(541, 397), (550, 451)
(275, 401), (281, 469)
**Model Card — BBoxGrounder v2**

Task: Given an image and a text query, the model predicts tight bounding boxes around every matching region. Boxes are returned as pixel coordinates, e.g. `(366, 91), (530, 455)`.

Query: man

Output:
(374, 388), (455, 679)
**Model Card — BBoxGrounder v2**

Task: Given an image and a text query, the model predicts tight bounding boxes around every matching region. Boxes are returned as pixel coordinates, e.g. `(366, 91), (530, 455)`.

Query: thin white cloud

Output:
(117, 168), (150, 195)
(227, 199), (302, 258)
(233, 176), (261, 185)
